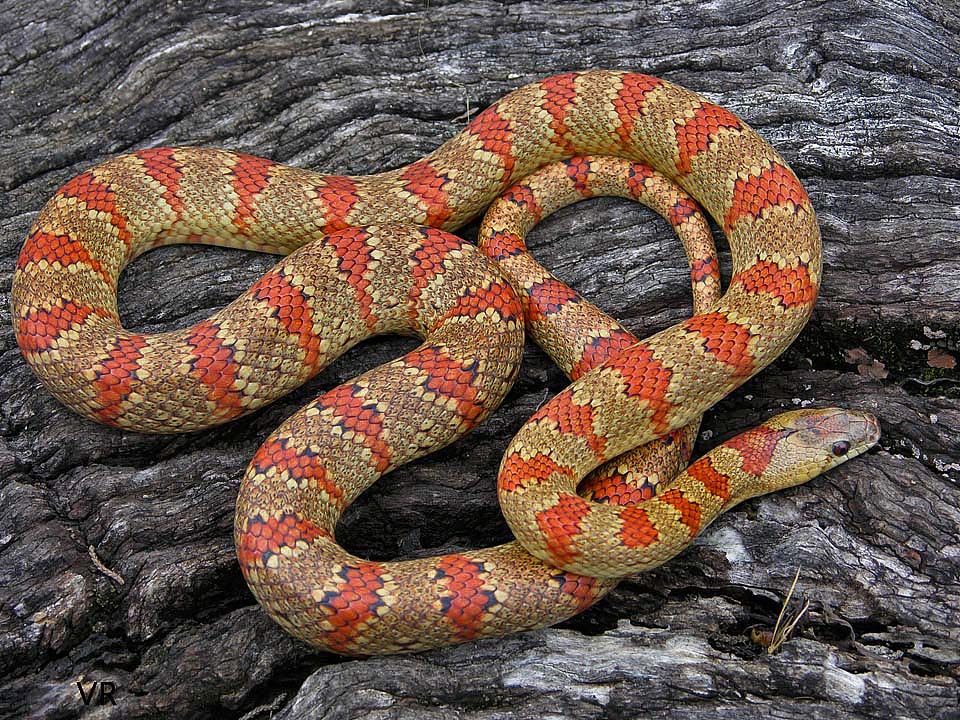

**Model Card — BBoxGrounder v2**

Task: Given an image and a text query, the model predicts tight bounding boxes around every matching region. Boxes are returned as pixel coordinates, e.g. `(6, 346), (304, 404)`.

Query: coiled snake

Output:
(12, 71), (879, 655)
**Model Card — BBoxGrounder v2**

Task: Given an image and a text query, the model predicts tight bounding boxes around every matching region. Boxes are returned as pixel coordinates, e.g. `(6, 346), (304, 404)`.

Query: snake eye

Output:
(832, 441), (851, 456)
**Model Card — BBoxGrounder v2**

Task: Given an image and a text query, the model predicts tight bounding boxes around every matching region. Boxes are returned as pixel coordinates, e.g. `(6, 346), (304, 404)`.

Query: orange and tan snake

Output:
(11, 71), (879, 655)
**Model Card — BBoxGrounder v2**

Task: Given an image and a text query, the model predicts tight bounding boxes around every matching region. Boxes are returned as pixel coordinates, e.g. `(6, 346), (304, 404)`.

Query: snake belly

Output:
(13, 71), (825, 654)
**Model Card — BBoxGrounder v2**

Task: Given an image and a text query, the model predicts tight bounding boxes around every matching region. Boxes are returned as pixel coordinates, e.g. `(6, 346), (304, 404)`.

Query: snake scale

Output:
(12, 71), (879, 655)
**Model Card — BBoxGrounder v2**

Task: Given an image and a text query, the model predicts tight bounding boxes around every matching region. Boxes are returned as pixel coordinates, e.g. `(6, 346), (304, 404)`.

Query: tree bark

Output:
(0, 1), (957, 718)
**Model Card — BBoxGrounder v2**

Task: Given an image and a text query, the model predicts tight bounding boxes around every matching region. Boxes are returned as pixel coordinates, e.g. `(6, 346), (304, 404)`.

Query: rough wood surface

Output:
(1, 1), (958, 718)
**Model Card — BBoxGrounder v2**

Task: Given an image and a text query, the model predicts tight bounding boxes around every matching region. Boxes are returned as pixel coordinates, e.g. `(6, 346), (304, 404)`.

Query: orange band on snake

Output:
(11, 71), (879, 655)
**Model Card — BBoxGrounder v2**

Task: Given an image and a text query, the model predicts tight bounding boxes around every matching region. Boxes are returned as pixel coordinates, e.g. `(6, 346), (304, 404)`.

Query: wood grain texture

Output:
(0, 0), (957, 718)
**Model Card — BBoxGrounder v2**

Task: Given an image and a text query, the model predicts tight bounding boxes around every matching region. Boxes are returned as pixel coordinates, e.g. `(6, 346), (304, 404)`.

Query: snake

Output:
(11, 70), (880, 655)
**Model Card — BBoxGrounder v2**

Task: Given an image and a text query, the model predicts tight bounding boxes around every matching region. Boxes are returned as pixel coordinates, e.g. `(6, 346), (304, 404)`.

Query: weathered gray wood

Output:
(1, 1), (957, 718)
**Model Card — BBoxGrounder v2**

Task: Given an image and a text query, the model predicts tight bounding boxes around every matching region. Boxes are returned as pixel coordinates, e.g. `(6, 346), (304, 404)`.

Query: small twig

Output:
(416, 1), (428, 60)
(88, 545), (125, 586)
(534, 387), (551, 412)
(239, 693), (287, 720)
(416, 0), (474, 126)
(766, 567), (810, 654)
(450, 82), (474, 125)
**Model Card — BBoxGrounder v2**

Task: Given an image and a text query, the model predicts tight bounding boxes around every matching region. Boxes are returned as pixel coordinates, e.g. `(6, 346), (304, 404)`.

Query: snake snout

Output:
(786, 407), (881, 459)
(829, 409), (880, 457)
(859, 412), (882, 448)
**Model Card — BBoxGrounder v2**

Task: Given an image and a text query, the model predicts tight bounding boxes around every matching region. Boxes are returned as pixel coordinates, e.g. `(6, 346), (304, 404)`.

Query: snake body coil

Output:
(12, 71), (879, 655)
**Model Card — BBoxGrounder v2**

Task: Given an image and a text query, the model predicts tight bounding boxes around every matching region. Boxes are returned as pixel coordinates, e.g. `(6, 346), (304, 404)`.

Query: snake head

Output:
(761, 407), (881, 485)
